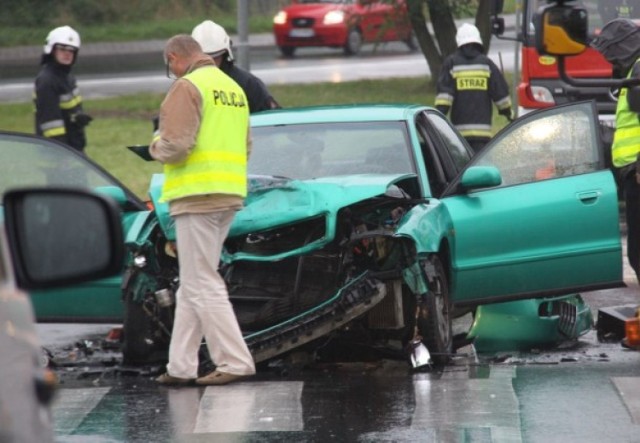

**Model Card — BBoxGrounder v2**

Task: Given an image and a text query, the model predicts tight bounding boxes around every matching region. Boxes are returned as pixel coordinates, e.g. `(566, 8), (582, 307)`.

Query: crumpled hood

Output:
(228, 173), (414, 237)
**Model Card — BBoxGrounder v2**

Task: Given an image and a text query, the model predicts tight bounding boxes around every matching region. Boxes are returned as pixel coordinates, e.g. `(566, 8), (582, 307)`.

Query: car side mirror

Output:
(533, 3), (588, 56)
(3, 188), (124, 290)
(460, 166), (502, 191)
(491, 16), (506, 36)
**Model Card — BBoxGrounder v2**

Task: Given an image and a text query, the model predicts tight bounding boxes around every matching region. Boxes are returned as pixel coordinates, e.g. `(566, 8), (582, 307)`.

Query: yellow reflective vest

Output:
(612, 61), (640, 168)
(161, 67), (249, 202)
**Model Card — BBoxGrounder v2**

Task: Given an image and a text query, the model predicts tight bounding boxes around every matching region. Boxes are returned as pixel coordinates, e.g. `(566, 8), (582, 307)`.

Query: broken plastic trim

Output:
(244, 272), (387, 363)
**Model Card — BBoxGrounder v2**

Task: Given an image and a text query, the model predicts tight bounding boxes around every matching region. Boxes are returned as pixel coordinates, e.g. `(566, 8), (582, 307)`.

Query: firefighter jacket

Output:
(612, 59), (640, 168)
(435, 45), (512, 141)
(158, 63), (250, 203)
(34, 61), (87, 151)
(220, 60), (280, 113)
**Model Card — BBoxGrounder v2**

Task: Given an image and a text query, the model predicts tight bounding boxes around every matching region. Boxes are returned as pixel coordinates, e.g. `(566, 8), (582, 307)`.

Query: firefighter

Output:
(591, 18), (640, 285)
(34, 26), (92, 152)
(191, 20), (280, 113)
(435, 23), (513, 153)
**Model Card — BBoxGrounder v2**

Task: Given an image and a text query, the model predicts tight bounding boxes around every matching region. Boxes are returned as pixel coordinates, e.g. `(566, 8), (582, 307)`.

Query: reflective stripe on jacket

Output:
(435, 46), (511, 140)
(161, 66), (249, 202)
(613, 60), (640, 168)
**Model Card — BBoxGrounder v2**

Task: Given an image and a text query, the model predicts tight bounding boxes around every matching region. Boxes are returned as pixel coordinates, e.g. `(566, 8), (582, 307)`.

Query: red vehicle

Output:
(492, 0), (640, 123)
(273, 0), (416, 57)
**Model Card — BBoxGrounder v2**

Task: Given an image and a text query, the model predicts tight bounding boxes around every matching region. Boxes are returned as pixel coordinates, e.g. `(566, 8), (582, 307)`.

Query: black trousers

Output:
(465, 137), (490, 155)
(622, 170), (640, 284)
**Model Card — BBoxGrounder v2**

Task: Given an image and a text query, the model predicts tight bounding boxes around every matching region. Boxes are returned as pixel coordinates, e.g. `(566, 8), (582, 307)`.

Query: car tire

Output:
(121, 269), (170, 366)
(417, 254), (453, 365)
(280, 46), (296, 57)
(344, 28), (363, 56)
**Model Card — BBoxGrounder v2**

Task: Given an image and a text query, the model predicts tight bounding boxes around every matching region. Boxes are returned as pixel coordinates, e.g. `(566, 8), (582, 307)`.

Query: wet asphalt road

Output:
(38, 226), (640, 442)
(41, 279), (640, 442)
(0, 36), (519, 103)
(47, 322), (640, 442)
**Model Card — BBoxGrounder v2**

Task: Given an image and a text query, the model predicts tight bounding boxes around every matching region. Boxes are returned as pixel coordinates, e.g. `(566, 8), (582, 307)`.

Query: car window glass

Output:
(250, 122), (414, 180)
(0, 134), (115, 196)
(425, 113), (472, 172)
(474, 103), (601, 187)
(415, 120), (448, 197)
(16, 192), (115, 281)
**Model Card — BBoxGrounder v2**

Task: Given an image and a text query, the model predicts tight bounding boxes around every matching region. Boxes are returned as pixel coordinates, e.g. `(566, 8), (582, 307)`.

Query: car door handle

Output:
(577, 191), (600, 205)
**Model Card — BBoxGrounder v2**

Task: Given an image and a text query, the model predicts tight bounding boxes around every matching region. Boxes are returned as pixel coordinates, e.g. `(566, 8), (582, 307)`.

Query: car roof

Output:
(250, 103), (431, 126)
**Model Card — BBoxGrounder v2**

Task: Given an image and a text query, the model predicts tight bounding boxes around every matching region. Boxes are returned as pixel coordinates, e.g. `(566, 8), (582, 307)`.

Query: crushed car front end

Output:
(120, 105), (448, 367)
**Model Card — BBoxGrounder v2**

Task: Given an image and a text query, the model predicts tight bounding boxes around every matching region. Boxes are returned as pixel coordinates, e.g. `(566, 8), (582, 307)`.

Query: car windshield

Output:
(249, 121), (415, 180)
(0, 133), (120, 197)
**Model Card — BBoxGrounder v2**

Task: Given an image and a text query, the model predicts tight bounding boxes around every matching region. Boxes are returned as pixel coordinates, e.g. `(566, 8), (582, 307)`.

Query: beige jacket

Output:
(150, 56), (252, 216)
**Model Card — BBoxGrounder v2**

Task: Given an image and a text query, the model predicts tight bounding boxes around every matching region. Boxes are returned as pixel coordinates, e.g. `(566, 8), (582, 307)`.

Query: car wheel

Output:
(404, 31), (418, 52)
(280, 46), (296, 57)
(121, 268), (170, 366)
(417, 254), (453, 365)
(344, 28), (363, 56)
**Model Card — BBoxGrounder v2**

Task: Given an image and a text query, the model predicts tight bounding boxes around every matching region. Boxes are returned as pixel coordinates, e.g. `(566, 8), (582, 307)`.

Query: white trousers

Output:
(166, 210), (255, 379)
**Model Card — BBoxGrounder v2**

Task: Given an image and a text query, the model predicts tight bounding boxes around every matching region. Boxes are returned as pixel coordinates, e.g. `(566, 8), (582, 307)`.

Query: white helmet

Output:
(44, 26), (81, 54)
(191, 20), (234, 60)
(456, 23), (482, 48)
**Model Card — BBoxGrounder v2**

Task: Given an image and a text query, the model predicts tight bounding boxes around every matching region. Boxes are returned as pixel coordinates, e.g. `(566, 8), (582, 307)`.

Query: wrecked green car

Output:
(120, 101), (622, 367)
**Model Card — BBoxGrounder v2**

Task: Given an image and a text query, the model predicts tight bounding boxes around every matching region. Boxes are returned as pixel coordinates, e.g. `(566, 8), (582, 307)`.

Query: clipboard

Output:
(127, 145), (154, 162)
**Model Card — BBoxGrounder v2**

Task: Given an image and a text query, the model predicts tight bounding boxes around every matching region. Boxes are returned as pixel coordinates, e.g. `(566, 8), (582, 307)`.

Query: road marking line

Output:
(194, 381), (304, 433)
(612, 377), (640, 424)
(412, 366), (522, 442)
(52, 387), (110, 435)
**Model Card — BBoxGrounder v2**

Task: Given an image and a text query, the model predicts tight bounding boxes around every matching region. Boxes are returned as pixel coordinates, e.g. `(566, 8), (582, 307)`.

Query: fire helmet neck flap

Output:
(591, 18), (640, 74)
(191, 20), (234, 61)
(44, 26), (81, 55)
(456, 23), (483, 48)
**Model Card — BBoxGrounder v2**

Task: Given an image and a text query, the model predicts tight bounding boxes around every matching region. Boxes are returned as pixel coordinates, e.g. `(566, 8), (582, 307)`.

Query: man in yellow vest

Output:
(150, 34), (255, 385)
(592, 18), (640, 284)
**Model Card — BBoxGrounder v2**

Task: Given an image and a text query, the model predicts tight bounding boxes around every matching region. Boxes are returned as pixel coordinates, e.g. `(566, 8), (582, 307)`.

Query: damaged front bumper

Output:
(466, 294), (594, 353)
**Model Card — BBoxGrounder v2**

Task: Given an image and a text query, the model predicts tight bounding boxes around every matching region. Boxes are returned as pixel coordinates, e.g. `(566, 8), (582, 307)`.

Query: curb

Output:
(0, 35), (276, 79)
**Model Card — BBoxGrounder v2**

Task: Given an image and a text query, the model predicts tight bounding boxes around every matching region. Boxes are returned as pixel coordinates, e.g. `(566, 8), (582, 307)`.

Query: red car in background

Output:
(273, 0), (416, 57)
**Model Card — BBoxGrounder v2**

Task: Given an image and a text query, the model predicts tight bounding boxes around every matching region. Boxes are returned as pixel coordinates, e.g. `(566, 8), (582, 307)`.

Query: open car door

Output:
(443, 101), (623, 306)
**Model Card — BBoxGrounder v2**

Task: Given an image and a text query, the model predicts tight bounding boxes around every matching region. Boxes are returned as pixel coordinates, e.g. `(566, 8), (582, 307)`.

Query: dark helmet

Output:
(591, 19), (640, 73)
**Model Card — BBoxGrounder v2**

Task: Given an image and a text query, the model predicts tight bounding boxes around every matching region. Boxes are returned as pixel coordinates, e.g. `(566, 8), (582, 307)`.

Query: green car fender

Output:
(147, 173), (175, 242)
(123, 210), (158, 248)
(396, 199), (453, 255)
(395, 199), (453, 295)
